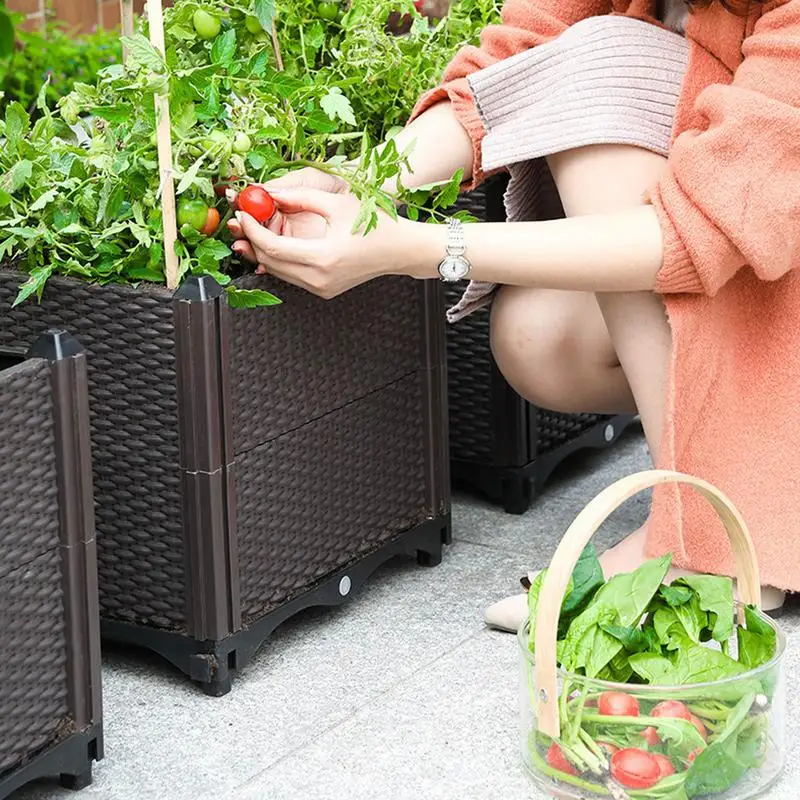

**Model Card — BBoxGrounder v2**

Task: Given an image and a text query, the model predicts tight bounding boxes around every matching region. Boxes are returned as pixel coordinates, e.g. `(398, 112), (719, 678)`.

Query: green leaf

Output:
(30, 188), (59, 212)
(91, 105), (133, 124)
(225, 286), (282, 308)
(559, 543), (605, 627)
(5, 103), (31, 152)
(433, 169), (463, 209)
(628, 652), (679, 684)
(121, 35), (165, 73)
(196, 238), (231, 272)
(600, 623), (660, 654)
(320, 87), (357, 126)
(211, 29), (237, 68)
(305, 21), (326, 51)
(254, 0), (276, 28)
(197, 82), (220, 120)
(596, 647), (634, 683)
(652, 717), (708, 760)
(175, 154), (206, 196)
(2, 161), (33, 194)
(0, 10), (13, 60)
(736, 605), (777, 670)
(561, 555), (671, 677)
(13, 265), (53, 307)
(674, 575), (735, 643)
(658, 584), (694, 607)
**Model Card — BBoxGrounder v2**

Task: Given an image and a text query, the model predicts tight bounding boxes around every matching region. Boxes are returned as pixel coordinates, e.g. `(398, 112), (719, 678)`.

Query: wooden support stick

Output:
(270, 20), (284, 72)
(146, 0), (180, 291)
(120, 0), (135, 63)
(37, 0), (47, 35)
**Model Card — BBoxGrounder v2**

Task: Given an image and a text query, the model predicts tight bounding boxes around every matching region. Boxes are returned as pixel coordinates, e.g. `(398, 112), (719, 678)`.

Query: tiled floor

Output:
(13, 427), (798, 799)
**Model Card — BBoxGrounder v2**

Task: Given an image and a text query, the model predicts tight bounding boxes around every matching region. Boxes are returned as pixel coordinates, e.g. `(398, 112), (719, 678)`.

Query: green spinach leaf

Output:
(675, 575), (735, 643)
(736, 605), (777, 670)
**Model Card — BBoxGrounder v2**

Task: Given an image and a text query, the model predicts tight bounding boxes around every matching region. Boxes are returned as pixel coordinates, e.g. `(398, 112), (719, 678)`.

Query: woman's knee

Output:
(489, 286), (614, 411)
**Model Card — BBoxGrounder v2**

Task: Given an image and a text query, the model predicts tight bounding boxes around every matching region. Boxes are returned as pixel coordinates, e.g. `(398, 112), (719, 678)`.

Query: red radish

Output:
(598, 692), (640, 717)
(651, 700), (692, 721)
(687, 747), (704, 764)
(652, 753), (676, 778)
(688, 714), (708, 741)
(610, 749), (662, 790)
(597, 741), (619, 757)
(640, 726), (660, 747)
(546, 742), (578, 776)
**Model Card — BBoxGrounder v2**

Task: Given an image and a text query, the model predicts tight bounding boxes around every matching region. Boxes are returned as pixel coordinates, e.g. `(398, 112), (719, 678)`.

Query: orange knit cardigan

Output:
(412, 0), (800, 591)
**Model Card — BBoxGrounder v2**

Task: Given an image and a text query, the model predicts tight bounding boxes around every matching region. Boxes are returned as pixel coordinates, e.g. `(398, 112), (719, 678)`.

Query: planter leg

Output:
(417, 543), (443, 567)
(60, 767), (92, 791)
(202, 673), (232, 697)
(501, 476), (534, 515)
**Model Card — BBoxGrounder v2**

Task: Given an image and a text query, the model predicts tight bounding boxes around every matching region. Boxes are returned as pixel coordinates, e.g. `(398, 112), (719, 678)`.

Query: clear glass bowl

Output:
(518, 608), (786, 800)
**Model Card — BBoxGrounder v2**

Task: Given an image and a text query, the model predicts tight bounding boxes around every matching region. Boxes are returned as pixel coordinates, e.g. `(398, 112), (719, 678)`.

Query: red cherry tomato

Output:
(214, 175), (239, 198)
(687, 747), (703, 764)
(640, 727), (660, 747)
(688, 714), (708, 741)
(652, 753), (675, 779)
(597, 741), (619, 757)
(201, 207), (220, 236)
(546, 743), (578, 777)
(238, 185), (276, 224)
(610, 749), (662, 790)
(651, 700), (692, 721)
(598, 692), (640, 717)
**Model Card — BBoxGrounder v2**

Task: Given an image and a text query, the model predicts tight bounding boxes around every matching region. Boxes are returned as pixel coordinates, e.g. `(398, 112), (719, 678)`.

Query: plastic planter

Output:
(447, 177), (635, 514)
(0, 331), (103, 798)
(520, 471), (785, 800)
(0, 271), (450, 696)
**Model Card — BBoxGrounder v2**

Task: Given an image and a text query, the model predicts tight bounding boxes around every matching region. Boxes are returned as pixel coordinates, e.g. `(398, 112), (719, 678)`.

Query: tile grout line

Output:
(223, 628), (490, 796)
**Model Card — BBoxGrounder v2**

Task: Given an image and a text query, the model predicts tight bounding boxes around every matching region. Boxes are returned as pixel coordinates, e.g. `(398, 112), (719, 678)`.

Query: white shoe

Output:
(484, 592), (528, 633)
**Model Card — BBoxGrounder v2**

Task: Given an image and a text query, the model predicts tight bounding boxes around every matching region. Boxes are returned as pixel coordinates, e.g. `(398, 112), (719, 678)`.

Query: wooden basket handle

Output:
(534, 469), (762, 740)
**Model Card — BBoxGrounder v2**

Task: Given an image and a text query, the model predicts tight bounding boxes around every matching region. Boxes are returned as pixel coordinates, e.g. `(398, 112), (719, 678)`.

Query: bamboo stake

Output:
(37, 0), (46, 35)
(120, 0), (135, 63)
(146, 0), (180, 290)
(270, 20), (284, 72)
(96, 0), (104, 30)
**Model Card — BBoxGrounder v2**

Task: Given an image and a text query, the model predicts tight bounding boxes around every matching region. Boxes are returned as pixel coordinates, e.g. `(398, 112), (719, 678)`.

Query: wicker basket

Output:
(521, 470), (785, 799)
(447, 177), (635, 514)
(0, 331), (103, 798)
(0, 271), (450, 696)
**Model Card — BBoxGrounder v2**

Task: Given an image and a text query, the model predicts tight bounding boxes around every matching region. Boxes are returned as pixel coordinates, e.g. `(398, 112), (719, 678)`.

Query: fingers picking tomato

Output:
(688, 714), (708, 741)
(640, 726), (660, 747)
(214, 175), (240, 198)
(651, 700), (692, 721)
(651, 753), (675, 779)
(239, 185), (276, 224)
(610, 749), (661, 790)
(177, 198), (209, 231)
(201, 207), (221, 236)
(546, 743), (578, 777)
(598, 692), (640, 718)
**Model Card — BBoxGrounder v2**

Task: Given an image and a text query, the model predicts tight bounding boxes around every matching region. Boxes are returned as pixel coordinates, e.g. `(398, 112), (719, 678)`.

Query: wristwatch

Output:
(437, 218), (471, 282)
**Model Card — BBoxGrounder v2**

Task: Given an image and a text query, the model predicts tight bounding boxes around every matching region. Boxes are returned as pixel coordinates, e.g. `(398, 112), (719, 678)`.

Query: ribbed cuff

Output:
(650, 185), (705, 295)
(409, 80), (487, 190)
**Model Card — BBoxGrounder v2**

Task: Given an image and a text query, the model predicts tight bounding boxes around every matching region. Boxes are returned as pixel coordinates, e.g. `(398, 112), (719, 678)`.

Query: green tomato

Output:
(233, 133), (252, 154)
(177, 198), (209, 231)
(245, 15), (263, 34)
(193, 9), (221, 40)
(204, 129), (231, 155)
(316, 2), (339, 21)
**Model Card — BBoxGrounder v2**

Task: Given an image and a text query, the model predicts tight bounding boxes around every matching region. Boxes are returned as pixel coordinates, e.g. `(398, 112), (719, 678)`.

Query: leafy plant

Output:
(0, 0), (497, 306)
(526, 548), (780, 799)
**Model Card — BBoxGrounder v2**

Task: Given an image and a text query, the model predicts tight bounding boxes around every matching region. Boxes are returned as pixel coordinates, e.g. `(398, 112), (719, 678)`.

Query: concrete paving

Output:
(12, 427), (797, 800)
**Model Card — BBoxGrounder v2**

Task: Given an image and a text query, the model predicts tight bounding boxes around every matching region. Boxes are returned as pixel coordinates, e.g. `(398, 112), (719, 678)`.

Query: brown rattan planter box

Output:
(0, 331), (103, 798)
(448, 177), (635, 514)
(0, 271), (450, 696)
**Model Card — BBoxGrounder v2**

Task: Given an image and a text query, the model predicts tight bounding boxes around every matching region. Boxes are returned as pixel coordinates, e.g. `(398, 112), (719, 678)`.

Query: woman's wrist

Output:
(394, 219), (449, 280)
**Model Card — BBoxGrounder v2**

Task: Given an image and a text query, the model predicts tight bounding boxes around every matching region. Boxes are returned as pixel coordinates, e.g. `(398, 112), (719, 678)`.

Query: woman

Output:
(229, 0), (800, 626)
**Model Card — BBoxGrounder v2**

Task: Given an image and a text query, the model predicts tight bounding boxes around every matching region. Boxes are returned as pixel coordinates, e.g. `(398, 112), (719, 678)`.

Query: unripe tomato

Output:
(204, 130), (231, 156)
(233, 133), (252, 154)
(245, 15), (263, 33)
(177, 198), (209, 231)
(610, 749), (661, 790)
(598, 692), (640, 717)
(201, 207), (221, 236)
(652, 753), (675, 779)
(651, 700), (692, 721)
(546, 743), (577, 777)
(193, 9), (221, 40)
(317, 2), (339, 20)
(238, 185), (276, 223)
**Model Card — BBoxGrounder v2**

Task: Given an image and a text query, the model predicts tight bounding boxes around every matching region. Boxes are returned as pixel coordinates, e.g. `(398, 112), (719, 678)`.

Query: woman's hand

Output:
(227, 188), (439, 299)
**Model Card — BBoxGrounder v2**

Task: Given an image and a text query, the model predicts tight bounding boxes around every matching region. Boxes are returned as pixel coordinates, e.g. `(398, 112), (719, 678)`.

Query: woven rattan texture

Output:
(0, 360), (60, 581)
(0, 274), (188, 629)
(229, 275), (422, 454)
(235, 372), (430, 621)
(0, 548), (69, 774)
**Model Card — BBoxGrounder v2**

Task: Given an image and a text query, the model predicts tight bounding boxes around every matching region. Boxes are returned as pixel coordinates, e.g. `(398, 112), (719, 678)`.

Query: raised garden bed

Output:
(0, 330), (103, 798)
(0, 271), (450, 696)
(447, 177), (635, 514)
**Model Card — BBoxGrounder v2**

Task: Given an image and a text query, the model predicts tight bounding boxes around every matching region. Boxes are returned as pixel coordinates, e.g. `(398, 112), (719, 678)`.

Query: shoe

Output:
(483, 582), (786, 634)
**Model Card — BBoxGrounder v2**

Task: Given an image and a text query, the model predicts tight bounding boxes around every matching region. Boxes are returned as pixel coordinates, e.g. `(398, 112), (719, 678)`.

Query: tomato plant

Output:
(245, 14), (263, 33)
(316, 2), (340, 20)
(610, 749), (662, 790)
(233, 133), (252, 154)
(178, 199), (210, 232)
(193, 9), (221, 39)
(598, 692), (639, 718)
(238, 186), (276, 223)
(546, 743), (577, 777)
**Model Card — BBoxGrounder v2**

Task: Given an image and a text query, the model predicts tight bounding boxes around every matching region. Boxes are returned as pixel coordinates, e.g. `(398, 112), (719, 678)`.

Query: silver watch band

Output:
(446, 218), (466, 256)
(437, 218), (471, 282)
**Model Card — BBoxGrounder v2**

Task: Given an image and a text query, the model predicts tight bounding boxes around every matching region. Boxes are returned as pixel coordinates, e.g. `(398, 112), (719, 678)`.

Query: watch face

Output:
(439, 255), (470, 281)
